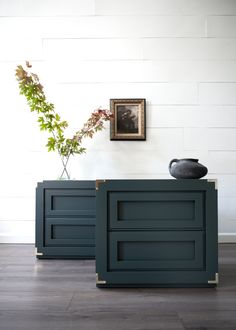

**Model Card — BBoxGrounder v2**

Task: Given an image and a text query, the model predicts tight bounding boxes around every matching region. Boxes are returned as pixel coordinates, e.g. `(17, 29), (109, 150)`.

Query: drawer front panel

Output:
(109, 231), (204, 271)
(45, 218), (95, 246)
(36, 180), (96, 259)
(96, 179), (218, 286)
(45, 189), (95, 216)
(109, 191), (204, 229)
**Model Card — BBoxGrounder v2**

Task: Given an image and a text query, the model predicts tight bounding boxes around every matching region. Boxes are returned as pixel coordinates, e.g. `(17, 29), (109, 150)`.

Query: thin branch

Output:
(15, 62), (113, 180)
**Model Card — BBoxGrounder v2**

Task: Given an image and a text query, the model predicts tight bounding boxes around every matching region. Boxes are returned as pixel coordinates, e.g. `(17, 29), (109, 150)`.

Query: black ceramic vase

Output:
(169, 158), (208, 179)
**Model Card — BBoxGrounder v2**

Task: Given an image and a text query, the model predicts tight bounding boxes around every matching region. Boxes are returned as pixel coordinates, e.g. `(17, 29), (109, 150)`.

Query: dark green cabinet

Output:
(96, 179), (218, 287)
(36, 180), (96, 259)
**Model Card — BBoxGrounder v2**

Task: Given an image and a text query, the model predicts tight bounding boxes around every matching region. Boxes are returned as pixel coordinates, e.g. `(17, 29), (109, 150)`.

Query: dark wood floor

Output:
(0, 244), (235, 329)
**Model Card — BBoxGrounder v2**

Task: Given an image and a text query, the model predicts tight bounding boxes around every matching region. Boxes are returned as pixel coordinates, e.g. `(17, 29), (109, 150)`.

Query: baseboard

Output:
(0, 235), (34, 244)
(218, 234), (236, 243)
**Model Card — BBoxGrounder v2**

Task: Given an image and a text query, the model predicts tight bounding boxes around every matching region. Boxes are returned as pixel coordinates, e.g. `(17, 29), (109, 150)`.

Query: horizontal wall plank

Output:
(216, 175), (236, 197)
(0, 221), (34, 243)
(207, 16), (236, 38)
(218, 218), (236, 233)
(96, 0), (236, 16)
(208, 129), (236, 150)
(40, 60), (236, 83)
(184, 128), (236, 151)
(0, 182), (36, 199)
(43, 39), (142, 61)
(0, 0), (95, 16)
(71, 150), (184, 177)
(208, 151), (236, 174)
(0, 37), (42, 61)
(200, 106), (236, 127)
(143, 38), (236, 60)
(0, 148), (60, 179)
(72, 149), (209, 178)
(50, 82), (198, 106)
(199, 83), (236, 105)
(0, 198), (35, 221)
(219, 197), (236, 222)
(148, 106), (236, 128)
(83, 128), (184, 152)
(0, 16), (205, 38)
(184, 128), (208, 151)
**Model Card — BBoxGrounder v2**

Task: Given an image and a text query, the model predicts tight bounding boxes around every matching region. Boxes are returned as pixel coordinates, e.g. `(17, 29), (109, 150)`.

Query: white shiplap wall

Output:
(0, 0), (236, 243)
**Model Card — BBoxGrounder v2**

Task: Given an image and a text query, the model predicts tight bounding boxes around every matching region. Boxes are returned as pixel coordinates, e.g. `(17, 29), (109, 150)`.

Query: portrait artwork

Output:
(110, 99), (146, 140)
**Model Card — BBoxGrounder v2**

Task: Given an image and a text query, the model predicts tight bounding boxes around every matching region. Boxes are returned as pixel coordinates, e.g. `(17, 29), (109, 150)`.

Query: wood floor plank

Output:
(179, 310), (236, 329)
(0, 292), (73, 311)
(0, 310), (184, 330)
(0, 244), (235, 329)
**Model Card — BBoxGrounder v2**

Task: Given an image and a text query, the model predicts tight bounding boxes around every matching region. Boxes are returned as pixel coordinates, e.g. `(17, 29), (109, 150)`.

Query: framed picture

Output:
(110, 99), (146, 140)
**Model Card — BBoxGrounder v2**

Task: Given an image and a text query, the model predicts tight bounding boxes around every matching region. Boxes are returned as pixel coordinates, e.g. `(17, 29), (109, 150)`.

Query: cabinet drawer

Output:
(109, 191), (204, 229)
(45, 189), (95, 217)
(96, 179), (218, 287)
(36, 180), (96, 259)
(45, 218), (95, 246)
(108, 231), (204, 271)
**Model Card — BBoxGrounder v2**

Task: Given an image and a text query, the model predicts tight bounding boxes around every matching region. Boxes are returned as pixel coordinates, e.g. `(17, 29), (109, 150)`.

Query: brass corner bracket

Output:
(96, 179), (106, 191)
(207, 179), (218, 190)
(35, 247), (43, 256)
(208, 273), (219, 284)
(96, 273), (106, 285)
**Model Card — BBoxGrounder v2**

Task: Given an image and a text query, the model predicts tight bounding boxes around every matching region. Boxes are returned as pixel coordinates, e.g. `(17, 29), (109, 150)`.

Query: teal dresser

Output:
(36, 180), (96, 259)
(95, 179), (218, 287)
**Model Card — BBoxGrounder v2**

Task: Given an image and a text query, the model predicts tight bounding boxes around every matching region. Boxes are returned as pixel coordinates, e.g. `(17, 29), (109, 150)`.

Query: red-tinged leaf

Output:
(26, 61), (32, 68)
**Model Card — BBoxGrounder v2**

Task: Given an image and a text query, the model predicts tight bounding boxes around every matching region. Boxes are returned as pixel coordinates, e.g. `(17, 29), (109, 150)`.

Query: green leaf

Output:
(37, 117), (44, 123)
(55, 114), (60, 121)
(16, 63), (113, 160)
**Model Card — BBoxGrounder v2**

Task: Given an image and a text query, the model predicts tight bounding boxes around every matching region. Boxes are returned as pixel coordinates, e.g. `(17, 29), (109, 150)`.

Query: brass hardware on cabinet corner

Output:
(208, 273), (219, 284)
(96, 273), (106, 284)
(207, 179), (218, 190)
(35, 248), (43, 256)
(96, 180), (106, 191)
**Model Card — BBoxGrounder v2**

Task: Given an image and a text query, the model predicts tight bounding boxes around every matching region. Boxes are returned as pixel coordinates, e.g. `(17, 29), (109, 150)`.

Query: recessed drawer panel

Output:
(45, 189), (95, 216)
(109, 191), (204, 229)
(45, 218), (95, 246)
(109, 231), (204, 271)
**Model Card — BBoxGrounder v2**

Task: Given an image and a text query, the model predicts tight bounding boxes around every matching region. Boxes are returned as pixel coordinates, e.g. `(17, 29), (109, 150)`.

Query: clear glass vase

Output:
(58, 156), (71, 180)
(58, 169), (71, 180)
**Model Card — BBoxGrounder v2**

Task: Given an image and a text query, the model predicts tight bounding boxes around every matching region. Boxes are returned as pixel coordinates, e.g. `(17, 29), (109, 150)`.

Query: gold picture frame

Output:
(110, 99), (146, 140)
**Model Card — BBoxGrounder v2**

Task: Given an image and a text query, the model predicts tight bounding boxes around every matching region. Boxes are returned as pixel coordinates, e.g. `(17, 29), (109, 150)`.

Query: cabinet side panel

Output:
(35, 184), (45, 254)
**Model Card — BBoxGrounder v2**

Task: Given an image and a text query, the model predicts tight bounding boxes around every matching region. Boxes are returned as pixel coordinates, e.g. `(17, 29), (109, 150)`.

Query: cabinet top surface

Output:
(37, 179), (217, 190)
(95, 179), (217, 191)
